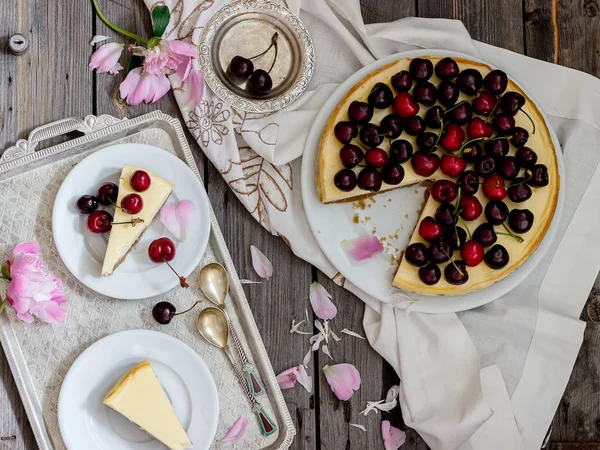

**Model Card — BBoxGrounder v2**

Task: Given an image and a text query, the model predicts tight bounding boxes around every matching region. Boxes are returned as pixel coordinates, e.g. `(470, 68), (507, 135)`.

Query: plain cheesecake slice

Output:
(101, 165), (173, 276)
(103, 360), (192, 450)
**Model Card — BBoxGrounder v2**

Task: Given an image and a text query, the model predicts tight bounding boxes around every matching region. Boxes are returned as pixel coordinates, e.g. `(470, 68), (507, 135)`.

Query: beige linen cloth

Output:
(143, 0), (600, 448)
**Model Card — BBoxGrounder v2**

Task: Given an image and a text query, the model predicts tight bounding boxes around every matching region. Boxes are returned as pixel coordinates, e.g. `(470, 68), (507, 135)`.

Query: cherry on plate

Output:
(77, 195), (98, 214)
(87, 210), (112, 234)
(97, 182), (118, 206)
(149, 237), (176, 263)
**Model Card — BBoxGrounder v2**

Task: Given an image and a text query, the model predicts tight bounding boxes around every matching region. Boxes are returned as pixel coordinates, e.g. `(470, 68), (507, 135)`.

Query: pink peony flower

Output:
(381, 420), (406, 450)
(2, 242), (68, 324)
(322, 363), (361, 401)
(89, 42), (124, 74)
(119, 67), (171, 105)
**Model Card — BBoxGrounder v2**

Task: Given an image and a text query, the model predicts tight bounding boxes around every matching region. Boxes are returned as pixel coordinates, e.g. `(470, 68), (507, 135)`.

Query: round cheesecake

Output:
(316, 56), (559, 296)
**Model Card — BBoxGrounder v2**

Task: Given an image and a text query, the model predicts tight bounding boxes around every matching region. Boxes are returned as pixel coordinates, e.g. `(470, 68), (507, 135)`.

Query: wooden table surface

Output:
(1, 1), (600, 449)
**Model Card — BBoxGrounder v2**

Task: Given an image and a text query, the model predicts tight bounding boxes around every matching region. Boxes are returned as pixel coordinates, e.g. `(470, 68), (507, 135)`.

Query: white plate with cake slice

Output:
(52, 144), (211, 300)
(58, 330), (219, 450)
(301, 49), (565, 313)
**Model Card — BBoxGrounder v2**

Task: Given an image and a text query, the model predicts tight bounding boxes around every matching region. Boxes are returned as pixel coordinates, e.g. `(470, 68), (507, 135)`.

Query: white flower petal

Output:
(386, 385), (400, 403)
(303, 346), (312, 367)
(312, 334), (324, 351)
(360, 400), (384, 416)
(330, 330), (341, 342)
(90, 35), (109, 46)
(240, 279), (262, 284)
(341, 328), (366, 340)
(322, 344), (333, 360)
(250, 245), (273, 279)
(350, 423), (367, 432)
(296, 365), (312, 393)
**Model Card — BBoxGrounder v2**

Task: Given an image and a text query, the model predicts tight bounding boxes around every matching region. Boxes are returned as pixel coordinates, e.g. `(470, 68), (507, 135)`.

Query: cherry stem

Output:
(507, 172), (533, 187)
(458, 134), (509, 154)
(520, 109), (536, 134)
(110, 218), (144, 227)
(162, 258), (189, 288)
(267, 34), (279, 74)
(457, 216), (473, 240)
(453, 187), (462, 216)
(173, 300), (201, 316)
(485, 101), (502, 124)
(433, 120), (446, 148)
(499, 223), (524, 243)
(249, 32), (278, 61)
(350, 138), (369, 151)
(441, 248), (465, 276)
(443, 100), (469, 116)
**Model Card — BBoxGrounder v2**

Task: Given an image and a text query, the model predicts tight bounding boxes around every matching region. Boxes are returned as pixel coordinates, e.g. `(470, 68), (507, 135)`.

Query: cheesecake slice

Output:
(104, 360), (192, 450)
(101, 165), (173, 276)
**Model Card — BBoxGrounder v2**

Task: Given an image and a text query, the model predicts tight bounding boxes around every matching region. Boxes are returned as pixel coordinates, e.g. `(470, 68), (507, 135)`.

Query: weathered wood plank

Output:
(551, 444), (600, 450)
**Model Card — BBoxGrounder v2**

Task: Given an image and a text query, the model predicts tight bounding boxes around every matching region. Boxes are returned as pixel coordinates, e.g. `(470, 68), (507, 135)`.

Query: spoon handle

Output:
(225, 350), (277, 437)
(229, 324), (266, 397)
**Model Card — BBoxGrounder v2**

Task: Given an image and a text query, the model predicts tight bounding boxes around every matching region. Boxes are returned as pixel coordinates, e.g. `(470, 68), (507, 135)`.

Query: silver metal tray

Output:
(0, 111), (295, 449)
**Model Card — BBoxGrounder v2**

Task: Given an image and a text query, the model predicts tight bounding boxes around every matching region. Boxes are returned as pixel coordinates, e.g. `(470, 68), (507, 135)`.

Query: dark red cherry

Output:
(97, 182), (118, 206)
(334, 169), (357, 192)
(510, 127), (529, 148)
(393, 92), (420, 118)
(508, 209), (534, 234)
(390, 140), (413, 164)
(77, 195), (98, 214)
(473, 223), (497, 247)
(381, 163), (405, 185)
(456, 69), (483, 96)
(496, 156), (520, 180)
(365, 148), (389, 168)
(424, 106), (444, 129)
(472, 91), (497, 116)
(148, 237), (176, 263)
(435, 202), (458, 226)
(411, 152), (440, 177)
(484, 200), (509, 225)
(515, 147), (538, 169)
(121, 193), (143, 214)
(359, 123), (384, 147)
(461, 240), (485, 267)
(247, 69), (273, 95)
(416, 132), (438, 153)
(445, 226), (467, 250)
(413, 81), (437, 106)
(348, 101), (374, 125)
(368, 82), (394, 109)
(419, 216), (445, 241)
(435, 57), (459, 80)
(334, 121), (358, 144)
(445, 260), (469, 285)
(380, 114), (404, 139)
(404, 116), (426, 135)
(445, 102), (472, 126)
(437, 80), (459, 106)
(440, 154), (467, 177)
(130, 170), (151, 192)
(484, 244), (509, 269)
(482, 174), (506, 201)
(459, 196), (483, 221)
(484, 139), (509, 157)
(439, 123), (465, 152)
(228, 56), (254, 81)
(152, 301), (176, 324)
(500, 92), (525, 115)
(474, 155), (496, 177)
(462, 143), (482, 163)
(458, 170), (479, 195)
(391, 70), (413, 93)
(492, 113), (516, 134)
(467, 118), (493, 140)
(339, 145), (364, 168)
(405, 242), (428, 267)
(419, 263), (441, 285)
(357, 168), (382, 192)
(427, 239), (452, 264)
(430, 180), (458, 203)
(507, 178), (532, 202)
(527, 164), (549, 187)
(409, 58), (433, 81)
(87, 210), (112, 233)
(483, 70), (508, 95)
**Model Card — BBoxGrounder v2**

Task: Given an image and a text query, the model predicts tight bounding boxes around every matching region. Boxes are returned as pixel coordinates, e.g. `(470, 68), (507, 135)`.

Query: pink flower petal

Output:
(310, 282), (337, 320)
(119, 68), (170, 105)
(250, 246), (273, 279)
(216, 416), (248, 447)
(323, 363), (361, 401)
(12, 242), (40, 256)
(276, 367), (299, 390)
(119, 68), (143, 104)
(175, 68), (205, 111)
(341, 235), (384, 262)
(89, 42), (124, 74)
(159, 200), (196, 242)
(166, 40), (197, 58)
(381, 420), (406, 450)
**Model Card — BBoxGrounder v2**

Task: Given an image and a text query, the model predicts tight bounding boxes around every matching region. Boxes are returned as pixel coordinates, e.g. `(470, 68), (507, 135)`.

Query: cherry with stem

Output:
(497, 223), (524, 243)
(163, 257), (189, 288)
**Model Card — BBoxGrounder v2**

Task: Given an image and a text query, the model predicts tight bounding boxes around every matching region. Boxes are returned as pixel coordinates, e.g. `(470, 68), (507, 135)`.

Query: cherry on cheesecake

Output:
(357, 168), (382, 192)
(437, 80), (459, 106)
(445, 101), (472, 126)
(364, 148), (389, 168)
(430, 180), (458, 202)
(445, 226), (467, 250)
(87, 210), (113, 234)
(121, 193), (143, 214)
(130, 170), (151, 192)
(334, 169), (357, 192)
(439, 123), (465, 152)
(405, 242), (428, 267)
(419, 216), (445, 241)
(482, 174), (506, 201)
(510, 127), (529, 148)
(467, 118), (493, 140)
(380, 114), (404, 139)
(473, 223), (498, 247)
(404, 116), (426, 136)
(484, 200), (509, 225)
(416, 132), (438, 153)
(496, 156), (520, 180)
(508, 209), (534, 233)
(391, 70), (412, 92)
(474, 155), (496, 177)
(456, 68), (483, 96)
(419, 263), (441, 285)
(484, 139), (509, 157)
(381, 163), (405, 185)
(413, 81), (437, 106)
(347, 101), (374, 125)
(461, 240), (485, 267)
(409, 58), (433, 81)
(459, 195), (483, 221)
(425, 106), (444, 129)
(515, 147), (538, 169)
(359, 123), (384, 147)
(492, 113), (516, 134)
(77, 195), (99, 214)
(500, 91), (525, 115)
(427, 239), (452, 264)
(507, 178), (532, 202)
(392, 92), (420, 118)
(440, 154), (467, 177)
(462, 143), (482, 163)
(334, 121), (358, 144)
(435, 57), (459, 80)
(458, 170), (479, 195)
(97, 182), (119, 206)
(411, 151), (440, 177)
(339, 144), (364, 168)
(390, 140), (413, 164)
(435, 202), (458, 226)
(445, 260), (469, 285)
(472, 91), (497, 116)
(527, 164), (549, 187)
(484, 244), (510, 269)
(483, 70), (508, 95)
(368, 82), (394, 109)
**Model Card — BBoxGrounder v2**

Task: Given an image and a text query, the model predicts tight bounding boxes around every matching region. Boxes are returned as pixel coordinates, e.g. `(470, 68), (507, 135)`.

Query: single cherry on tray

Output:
(247, 69), (273, 95)
(419, 216), (445, 241)
(130, 170), (151, 192)
(152, 301), (177, 325)
(97, 182), (118, 206)
(87, 210), (113, 234)
(121, 193), (143, 214)
(430, 179), (458, 203)
(77, 195), (98, 214)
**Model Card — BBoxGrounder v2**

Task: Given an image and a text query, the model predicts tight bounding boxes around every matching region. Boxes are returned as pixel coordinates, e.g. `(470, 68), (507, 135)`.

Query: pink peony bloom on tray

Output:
(216, 416), (248, 447)
(381, 420), (406, 450)
(341, 235), (384, 261)
(1, 242), (68, 324)
(322, 363), (361, 401)
(88, 42), (124, 75)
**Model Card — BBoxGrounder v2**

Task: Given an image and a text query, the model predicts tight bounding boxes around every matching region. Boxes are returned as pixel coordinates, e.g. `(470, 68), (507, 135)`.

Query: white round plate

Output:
(53, 144), (211, 300)
(301, 49), (565, 313)
(58, 330), (219, 450)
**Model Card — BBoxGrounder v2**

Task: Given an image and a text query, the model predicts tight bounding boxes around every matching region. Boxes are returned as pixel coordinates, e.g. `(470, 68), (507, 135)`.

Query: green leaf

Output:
(0, 262), (10, 280)
(151, 5), (170, 38)
(0, 298), (8, 315)
(126, 54), (143, 74)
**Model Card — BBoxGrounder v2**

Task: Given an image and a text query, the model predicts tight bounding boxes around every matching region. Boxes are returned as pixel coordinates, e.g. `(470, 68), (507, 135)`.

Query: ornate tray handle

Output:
(0, 114), (127, 163)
